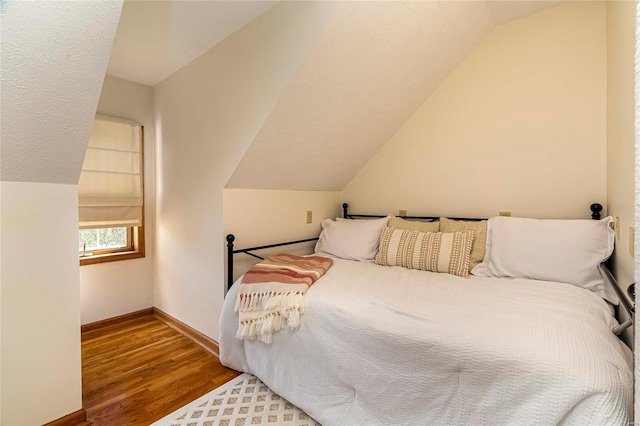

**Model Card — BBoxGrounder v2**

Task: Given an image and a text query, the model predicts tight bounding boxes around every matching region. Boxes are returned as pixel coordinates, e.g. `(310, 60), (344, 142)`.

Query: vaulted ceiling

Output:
(227, 1), (495, 190)
(109, 0), (568, 191)
(107, 1), (279, 86)
(226, 1), (568, 190)
(1, 0), (569, 189)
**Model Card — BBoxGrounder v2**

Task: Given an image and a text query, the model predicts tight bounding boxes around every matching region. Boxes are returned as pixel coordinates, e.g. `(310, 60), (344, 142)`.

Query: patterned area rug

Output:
(151, 373), (321, 426)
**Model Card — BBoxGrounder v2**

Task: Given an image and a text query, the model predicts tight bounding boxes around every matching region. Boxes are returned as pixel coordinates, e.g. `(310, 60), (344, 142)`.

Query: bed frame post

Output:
(590, 203), (602, 220)
(226, 234), (235, 290)
(343, 203), (349, 218)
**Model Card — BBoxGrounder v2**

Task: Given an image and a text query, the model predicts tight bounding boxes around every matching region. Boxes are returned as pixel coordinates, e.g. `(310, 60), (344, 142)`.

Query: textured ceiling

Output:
(2, 0), (565, 187)
(226, 1), (566, 191)
(1, 1), (123, 184)
(107, 0), (279, 86)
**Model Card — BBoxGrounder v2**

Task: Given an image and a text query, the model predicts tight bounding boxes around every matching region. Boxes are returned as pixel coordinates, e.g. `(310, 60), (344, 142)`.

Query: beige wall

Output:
(223, 189), (341, 283)
(153, 1), (336, 340)
(1, 182), (83, 425)
(80, 76), (156, 325)
(606, 0), (636, 300)
(343, 1), (607, 220)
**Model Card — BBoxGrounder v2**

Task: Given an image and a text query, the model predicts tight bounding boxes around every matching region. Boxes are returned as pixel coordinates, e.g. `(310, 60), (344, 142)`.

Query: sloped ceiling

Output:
(107, 0), (279, 86)
(1, 1), (123, 184)
(226, 0), (567, 190)
(104, 0), (567, 191)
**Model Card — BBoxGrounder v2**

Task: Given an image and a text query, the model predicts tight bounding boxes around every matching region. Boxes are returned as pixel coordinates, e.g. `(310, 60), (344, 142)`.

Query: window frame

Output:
(79, 125), (146, 266)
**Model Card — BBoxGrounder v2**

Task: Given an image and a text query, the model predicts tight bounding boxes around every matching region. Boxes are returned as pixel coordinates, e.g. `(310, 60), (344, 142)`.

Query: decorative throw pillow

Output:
(315, 216), (390, 261)
(375, 227), (475, 278)
(388, 216), (439, 233)
(439, 217), (487, 271)
(471, 216), (617, 303)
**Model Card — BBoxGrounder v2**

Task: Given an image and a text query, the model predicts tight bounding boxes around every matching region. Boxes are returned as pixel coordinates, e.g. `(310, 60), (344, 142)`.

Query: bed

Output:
(219, 204), (633, 425)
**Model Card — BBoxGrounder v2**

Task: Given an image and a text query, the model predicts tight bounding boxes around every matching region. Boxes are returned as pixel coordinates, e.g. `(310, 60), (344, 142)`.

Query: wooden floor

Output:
(82, 316), (240, 425)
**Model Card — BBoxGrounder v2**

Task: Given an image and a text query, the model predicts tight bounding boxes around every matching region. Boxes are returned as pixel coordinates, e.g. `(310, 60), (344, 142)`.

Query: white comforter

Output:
(219, 258), (633, 425)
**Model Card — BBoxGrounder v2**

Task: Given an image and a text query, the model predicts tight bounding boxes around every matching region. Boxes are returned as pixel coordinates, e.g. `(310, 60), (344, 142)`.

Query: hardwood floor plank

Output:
(82, 316), (240, 425)
(81, 308), (155, 335)
(82, 316), (158, 342)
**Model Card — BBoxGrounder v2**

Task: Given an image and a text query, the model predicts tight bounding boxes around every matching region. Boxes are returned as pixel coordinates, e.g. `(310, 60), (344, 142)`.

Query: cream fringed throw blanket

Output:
(235, 254), (333, 344)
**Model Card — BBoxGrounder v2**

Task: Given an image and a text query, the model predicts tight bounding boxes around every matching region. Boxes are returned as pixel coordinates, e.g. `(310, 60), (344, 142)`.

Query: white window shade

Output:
(79, 115), (143, 229)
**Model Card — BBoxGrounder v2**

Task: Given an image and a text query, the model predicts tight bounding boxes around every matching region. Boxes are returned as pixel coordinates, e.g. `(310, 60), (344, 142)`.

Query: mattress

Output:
(219, 258), (633, 425)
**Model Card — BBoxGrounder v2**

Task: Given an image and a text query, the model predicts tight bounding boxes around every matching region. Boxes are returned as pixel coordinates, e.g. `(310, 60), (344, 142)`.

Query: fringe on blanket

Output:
(235, 292), (305, 344)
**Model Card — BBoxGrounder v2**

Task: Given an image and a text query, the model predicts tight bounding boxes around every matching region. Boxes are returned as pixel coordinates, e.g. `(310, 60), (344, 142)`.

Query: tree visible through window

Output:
(79, 227), (128, 254)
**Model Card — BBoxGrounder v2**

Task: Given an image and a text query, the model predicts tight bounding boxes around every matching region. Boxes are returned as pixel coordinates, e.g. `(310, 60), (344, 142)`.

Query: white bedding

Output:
(219, 258), (633, 425)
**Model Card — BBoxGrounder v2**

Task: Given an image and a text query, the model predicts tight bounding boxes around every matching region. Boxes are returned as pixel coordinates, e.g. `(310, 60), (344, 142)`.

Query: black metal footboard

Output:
(226, 234), (319, 290)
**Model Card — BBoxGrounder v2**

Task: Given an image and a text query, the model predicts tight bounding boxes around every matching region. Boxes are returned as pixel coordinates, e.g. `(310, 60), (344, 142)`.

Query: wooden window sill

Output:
(80, 250), (145, 266)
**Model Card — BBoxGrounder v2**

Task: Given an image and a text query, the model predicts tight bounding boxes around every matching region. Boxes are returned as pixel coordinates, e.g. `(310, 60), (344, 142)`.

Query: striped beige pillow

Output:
(439, 217), (487, 271)
(375, 227), (475, 278)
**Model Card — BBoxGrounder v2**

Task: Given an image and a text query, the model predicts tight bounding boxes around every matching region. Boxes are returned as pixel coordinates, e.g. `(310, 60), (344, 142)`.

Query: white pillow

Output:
(472, 216), (618, 304)
(315, 216), (390, 261)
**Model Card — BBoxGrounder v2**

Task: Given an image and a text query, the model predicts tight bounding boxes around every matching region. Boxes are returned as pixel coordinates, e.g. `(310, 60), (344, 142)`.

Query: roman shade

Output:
(78, 115), (143, 229)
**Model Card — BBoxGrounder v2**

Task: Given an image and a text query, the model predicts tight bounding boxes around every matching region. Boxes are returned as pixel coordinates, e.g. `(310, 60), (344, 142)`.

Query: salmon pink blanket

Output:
(235, 254), (333, 343)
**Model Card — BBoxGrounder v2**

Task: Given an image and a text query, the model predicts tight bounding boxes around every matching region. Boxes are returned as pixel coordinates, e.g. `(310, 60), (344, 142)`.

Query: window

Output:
(78, 115), (145, 265)
(80, 227), (128, 253)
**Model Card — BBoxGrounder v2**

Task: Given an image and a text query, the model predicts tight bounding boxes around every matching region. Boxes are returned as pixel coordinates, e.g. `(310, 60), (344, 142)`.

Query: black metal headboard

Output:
(342, 203), (486, 222)
(343, 203), (604, 221)
(226, 202), (605, 290)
